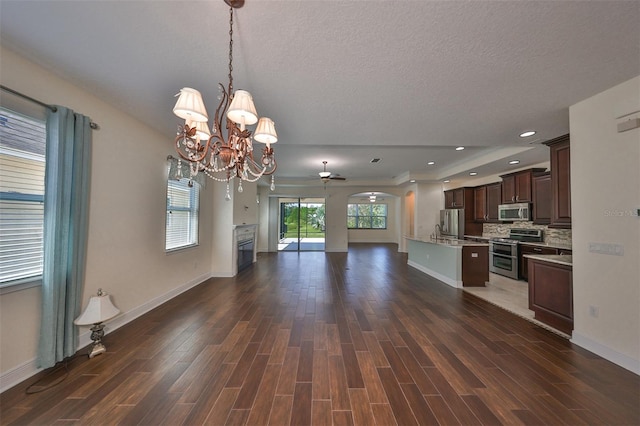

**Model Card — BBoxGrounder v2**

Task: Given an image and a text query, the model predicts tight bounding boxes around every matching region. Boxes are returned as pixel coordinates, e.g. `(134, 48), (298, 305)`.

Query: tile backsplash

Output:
(483, 222), (572, 247)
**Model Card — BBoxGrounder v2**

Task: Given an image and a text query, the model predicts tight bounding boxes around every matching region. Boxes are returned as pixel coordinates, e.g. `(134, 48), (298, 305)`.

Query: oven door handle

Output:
(490, 252), (515, 260)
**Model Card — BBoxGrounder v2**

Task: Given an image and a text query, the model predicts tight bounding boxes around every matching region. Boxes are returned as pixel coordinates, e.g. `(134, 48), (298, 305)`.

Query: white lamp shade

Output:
(253, 117), (278, 144)
(227, 90), (258, 125)
(319, 171), (331, 178)
(74, 294), (120, 325)
(173, 87), (209, 123)
(193, 120), (211, 141)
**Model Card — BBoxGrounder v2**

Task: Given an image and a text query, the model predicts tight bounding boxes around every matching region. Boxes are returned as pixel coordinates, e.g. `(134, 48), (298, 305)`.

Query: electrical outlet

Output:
(589, 305), (599, 318)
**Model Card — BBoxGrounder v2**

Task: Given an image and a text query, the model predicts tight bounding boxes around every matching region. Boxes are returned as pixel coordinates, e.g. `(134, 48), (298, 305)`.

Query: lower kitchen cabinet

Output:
(462, 246), (489, 287)
(520, 244), (557, 282)
(528, 258), (573, 334)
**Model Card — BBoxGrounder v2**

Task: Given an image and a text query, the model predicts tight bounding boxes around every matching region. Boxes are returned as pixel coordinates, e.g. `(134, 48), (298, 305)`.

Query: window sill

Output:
(165, 243), (199, 254)
(0, 277), (42, 295)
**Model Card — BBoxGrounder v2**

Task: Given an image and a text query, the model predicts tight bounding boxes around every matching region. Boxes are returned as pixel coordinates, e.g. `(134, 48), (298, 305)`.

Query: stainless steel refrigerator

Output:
(440, 209), (465, 239)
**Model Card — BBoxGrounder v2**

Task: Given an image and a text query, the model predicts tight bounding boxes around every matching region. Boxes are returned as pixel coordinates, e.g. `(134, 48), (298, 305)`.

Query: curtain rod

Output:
(1, 85), (99, 130)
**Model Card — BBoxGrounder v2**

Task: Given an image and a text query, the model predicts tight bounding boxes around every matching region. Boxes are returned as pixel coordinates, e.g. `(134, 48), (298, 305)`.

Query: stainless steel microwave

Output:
(498, 202), (531, 221)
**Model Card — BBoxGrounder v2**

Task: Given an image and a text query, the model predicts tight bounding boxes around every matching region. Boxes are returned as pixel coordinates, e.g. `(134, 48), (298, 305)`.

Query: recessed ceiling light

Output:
(519, 131), (536, 138)
(409, 179), (416, 183)
(443, 180), (450, 183)
(469, 172), (478, 176)
(427, 161), (435, 165)
(509, 160), (520, 165)
(455, 146), (465, 151)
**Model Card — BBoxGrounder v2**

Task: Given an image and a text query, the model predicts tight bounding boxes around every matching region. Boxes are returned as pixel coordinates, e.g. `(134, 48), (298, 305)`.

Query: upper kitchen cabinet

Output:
(532, 172), (552, 224)
(500, 168), (546, 204)
(474, 182), (502, 222)
(444, 187), (468, 209)
(473, 186), (486, 221)
(544, 134), (571, 228)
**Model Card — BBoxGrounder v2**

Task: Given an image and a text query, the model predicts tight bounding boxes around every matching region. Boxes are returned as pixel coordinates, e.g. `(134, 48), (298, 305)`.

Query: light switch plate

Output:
(589, 242), (624, 256)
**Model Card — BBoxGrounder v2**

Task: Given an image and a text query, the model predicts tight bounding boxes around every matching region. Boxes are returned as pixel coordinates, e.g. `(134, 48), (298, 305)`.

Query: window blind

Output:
(0, 108), (46, 284)
(166, 178), (200, 251)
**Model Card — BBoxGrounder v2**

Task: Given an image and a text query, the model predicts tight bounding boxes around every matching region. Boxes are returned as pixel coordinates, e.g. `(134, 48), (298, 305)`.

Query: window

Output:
(165, 177), (200, 251)
(0, 107), (46, 286)
(347, 203), (387, 229)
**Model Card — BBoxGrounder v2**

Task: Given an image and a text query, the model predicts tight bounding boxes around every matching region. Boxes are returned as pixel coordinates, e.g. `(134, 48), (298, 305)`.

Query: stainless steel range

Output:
(489, 228), (543, 280)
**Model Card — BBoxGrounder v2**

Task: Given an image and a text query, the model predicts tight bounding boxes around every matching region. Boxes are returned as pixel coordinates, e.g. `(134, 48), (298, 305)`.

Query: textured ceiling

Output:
(1, 0), (638, 187)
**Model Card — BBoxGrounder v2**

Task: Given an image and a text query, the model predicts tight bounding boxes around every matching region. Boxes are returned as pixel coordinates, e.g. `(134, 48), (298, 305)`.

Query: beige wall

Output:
(414, 183), (445, 241)
(569, 75), (640, 374)
(0, 47), (216, 382)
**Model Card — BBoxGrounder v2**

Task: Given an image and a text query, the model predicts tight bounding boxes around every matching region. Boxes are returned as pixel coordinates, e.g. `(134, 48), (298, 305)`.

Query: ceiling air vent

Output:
(370, 158), (381, 163)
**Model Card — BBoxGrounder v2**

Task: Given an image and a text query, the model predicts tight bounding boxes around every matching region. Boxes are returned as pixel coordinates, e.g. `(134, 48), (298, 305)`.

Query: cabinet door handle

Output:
(515, 195), (519, 201)
(511, 196), (515, 202)
(533, 247), (542, 252)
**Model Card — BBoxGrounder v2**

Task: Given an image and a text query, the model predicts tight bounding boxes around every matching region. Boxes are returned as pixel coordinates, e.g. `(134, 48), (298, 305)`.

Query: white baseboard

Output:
(0, 358), (41, 394)
(0, 272), (212, 394)
(407, 260), (462, 288)
(571, 332), (640, 376)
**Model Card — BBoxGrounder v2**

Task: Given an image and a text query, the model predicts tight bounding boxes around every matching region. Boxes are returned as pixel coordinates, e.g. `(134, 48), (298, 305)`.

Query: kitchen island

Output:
(405, 237), (489, 288)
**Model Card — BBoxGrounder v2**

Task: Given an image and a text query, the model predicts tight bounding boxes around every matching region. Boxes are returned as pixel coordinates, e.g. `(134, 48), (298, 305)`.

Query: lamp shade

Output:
(319, 171), (331, 179)
(193, 120), (211, 141)
(173, 87), (209, 123)
(253, 117), (278, 144)
(74, 293), (120, 325)
(227, 90), (258, 125)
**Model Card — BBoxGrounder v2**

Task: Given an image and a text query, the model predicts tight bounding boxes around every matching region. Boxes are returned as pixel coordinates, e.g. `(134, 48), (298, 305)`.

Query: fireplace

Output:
(233, 224), (257, 275)
(237, 236), (254, 272)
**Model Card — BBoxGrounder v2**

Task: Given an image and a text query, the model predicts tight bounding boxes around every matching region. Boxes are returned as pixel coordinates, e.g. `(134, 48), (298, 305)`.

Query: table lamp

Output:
(74, 288), (120, 358)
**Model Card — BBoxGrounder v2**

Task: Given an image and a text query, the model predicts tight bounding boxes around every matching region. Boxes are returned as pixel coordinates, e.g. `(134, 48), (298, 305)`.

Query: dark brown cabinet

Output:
(500, 168), (546, 204)
(545, 134), (571, 228)
(444, 188), (466, 208)
(486, 182), (502, 222)
(473, 182), (502, 222)
(473, 186), (487, 222)
(520, 244), (558, 283)
(528, 258), (573, 334)
(532, 172), (552, 224)
(443, 187), (482, 235)
(462, 246), (489, 287)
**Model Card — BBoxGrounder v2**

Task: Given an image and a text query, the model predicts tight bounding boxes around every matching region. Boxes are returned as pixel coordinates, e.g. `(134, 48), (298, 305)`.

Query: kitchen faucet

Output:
(434, 224), (441, 239)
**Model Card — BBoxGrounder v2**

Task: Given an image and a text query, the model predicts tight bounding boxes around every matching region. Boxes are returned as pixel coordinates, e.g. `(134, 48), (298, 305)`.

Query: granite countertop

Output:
(463, 235), (491, 241)
(405, 236), (489, 247)
(523, 254), (572, 267)
(465, 235), (572, 251)
(519, 241), (572, 250)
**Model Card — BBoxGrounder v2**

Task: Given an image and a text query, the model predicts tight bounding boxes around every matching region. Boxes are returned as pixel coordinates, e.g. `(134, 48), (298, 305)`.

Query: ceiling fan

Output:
(318, 161), (346, 182)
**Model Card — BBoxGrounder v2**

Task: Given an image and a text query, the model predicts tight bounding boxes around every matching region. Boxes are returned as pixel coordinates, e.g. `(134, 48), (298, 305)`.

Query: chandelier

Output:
(172, 0), (277, 200)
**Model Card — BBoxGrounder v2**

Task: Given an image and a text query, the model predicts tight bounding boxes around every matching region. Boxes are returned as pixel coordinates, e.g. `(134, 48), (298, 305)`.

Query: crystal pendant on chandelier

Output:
(225, 183), (231, 201)
(172, 0), (278, 199)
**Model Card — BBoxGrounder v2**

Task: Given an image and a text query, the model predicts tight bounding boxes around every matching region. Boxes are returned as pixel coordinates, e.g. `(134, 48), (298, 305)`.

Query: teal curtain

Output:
(37, 107), (92, 369)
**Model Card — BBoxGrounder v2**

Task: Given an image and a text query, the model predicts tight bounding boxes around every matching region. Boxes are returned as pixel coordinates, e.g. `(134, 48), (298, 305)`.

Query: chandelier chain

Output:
(228, 5), (234, 94)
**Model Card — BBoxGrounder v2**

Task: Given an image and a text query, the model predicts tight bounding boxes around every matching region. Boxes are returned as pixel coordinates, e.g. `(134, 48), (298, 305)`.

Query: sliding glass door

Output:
(278, 197), (325, 251)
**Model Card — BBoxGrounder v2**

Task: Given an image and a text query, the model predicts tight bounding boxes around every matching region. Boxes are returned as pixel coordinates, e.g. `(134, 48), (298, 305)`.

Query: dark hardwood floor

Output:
(2, 243), (639, 425)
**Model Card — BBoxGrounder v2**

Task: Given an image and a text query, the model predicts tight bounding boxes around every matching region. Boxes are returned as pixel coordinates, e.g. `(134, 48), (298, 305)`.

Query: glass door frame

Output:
(278, 197), (325, 252)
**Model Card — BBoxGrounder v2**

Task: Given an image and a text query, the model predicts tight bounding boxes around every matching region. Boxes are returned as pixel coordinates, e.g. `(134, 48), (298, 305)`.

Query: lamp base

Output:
(86, 323), (107, 358)
(88, 342), (107, 358)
